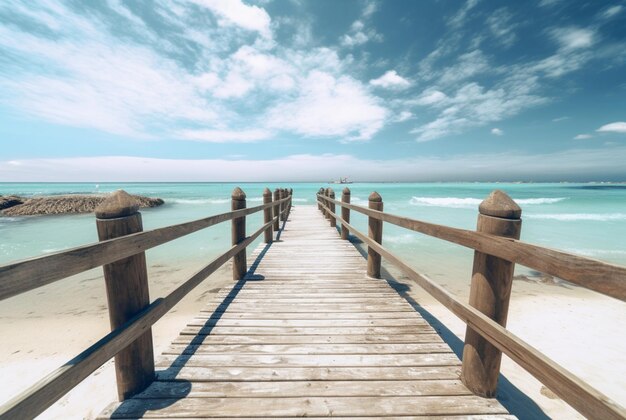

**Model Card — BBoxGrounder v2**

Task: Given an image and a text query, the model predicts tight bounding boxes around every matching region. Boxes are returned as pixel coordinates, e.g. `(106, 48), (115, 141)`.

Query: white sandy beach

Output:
(0, 246), (624, 419)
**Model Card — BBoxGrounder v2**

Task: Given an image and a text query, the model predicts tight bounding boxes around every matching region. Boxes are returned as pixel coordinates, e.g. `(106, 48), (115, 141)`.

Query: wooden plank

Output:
(180, 326), (435, 336)
(163, 343), (450, 355)
(99, 395), (508, 418)
(172, 334), (443, 345)
(155, 366), (462, 382)
(132, 379), (471, 398)
(100, 415), (515, 420)
(155, 353), (461, 368)
(199, 305), (415, 313)
(187, 318), (428, 327)
(205, 298), (412, 305)
(193, 311), (426, 319)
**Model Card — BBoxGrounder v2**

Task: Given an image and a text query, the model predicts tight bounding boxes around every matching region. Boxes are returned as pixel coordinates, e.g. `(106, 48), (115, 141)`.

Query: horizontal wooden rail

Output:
(0, 197), (290, 302)
(318, 201), (626, 420)
(318, 194), (626, 302)
(0, 217), (275, 419)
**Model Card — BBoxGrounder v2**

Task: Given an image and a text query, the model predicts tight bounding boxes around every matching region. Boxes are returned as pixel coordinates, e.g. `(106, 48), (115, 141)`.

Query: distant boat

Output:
(332, 177), (353, 184)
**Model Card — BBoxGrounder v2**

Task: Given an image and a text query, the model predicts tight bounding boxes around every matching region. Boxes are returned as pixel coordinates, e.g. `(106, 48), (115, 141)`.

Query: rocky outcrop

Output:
(1, 194), (164, 216)
(0, 195), (24, 210)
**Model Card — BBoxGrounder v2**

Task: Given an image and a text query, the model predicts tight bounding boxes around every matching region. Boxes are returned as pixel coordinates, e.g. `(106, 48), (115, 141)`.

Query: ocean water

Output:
(1, 183), (625, 293)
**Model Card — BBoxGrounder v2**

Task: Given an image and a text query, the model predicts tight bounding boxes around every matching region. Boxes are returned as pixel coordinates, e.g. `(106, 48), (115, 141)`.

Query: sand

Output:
(1, 253), (624, 419)
(389, 265), (626, 419)
(0, 260), (233, 419)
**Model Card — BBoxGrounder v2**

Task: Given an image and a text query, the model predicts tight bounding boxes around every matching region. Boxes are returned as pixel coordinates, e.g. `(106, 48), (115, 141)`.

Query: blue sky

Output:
(0, 0), (625, 181)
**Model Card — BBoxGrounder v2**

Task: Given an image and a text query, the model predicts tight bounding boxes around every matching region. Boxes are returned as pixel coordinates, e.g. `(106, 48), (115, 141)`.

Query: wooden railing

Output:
(318, 187), (626, 420)
(0, 187), (293, 419)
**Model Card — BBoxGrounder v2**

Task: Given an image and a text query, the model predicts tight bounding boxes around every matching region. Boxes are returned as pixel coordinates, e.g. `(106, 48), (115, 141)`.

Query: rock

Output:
(1, 194), (164, 216)
(0, 195), (24, 210)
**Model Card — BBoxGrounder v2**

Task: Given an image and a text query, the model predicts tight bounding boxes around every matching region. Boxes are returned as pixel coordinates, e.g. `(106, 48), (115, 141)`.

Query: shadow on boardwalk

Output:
(109, 221), (284, 418)
(349, 235), (550, 420)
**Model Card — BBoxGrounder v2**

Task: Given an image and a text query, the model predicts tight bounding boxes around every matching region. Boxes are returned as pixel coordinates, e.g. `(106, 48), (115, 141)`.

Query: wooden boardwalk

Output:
(99, 205), (512, 418)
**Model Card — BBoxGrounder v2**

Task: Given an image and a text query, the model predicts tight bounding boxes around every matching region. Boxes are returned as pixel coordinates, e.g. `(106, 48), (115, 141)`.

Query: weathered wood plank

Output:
(163, 343), (449, 355)
(99, 395), (508, 418)
(155, 365), (462, 382)
(155, 353), (461, 368)
(132, 379), (471, 398)
(172, 334), (443, 345)
(187, 318), (428, 327)
(180, 326), (435, 336)
(195, 311), (426, 320)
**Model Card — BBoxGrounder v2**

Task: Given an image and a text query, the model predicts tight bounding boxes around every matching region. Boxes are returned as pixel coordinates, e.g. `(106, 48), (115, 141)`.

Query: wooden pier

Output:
(98, 205), (511, 418)
(0, 186), (625, 419)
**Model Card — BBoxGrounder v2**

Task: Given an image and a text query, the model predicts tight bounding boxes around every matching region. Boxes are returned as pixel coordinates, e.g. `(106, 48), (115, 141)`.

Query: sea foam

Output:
(525, 213), (626, 221)
(409, 196), (566, 208)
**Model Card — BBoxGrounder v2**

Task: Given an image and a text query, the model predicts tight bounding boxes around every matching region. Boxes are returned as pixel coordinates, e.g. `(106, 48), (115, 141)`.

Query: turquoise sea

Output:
(1, 183), (625, 294)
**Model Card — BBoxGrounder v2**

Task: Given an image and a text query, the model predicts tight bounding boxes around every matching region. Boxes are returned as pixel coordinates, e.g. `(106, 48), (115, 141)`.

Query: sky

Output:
(0, 0), (625, 182)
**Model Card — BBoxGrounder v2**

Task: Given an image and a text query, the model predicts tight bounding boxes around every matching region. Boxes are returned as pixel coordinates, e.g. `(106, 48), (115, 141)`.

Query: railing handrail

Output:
(0, 196), (291, 302)
(318, 193), (626, 302)
(317, 198), (626, 420)
(0, 188), (293, 419)
(0, 217), (277, 419)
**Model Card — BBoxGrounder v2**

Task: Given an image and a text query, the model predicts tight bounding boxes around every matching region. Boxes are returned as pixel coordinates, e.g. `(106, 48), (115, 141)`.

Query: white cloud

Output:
(600, 5), (623, 19)
(369, 70), (411, 90)
(176, 128), (273, 142)
(539, 0), (563, 7)
(411, 80), (546, 141)
(574, 134), (592, 140)
(412, 90), (448, 106)
(267, 71), (387, 141)
(491, 128), (503, 136)
(487, 8), (517, 48)
(0, 1), (394, 144)
(438, 50), (489, 85)
(552, 116), (569, 122)
(340, 20), (382, 47)
(448, 0), (480, 28)
(550, 27), (596, 51)
(597, 122), (626, 134)
(395, 111), (413, 122)
(4, 147), (626, 182)
(190, 0), (272, 38)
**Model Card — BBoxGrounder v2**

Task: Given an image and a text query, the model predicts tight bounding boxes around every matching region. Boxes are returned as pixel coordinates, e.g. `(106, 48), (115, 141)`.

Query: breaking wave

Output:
(409, 197), (566, 208)
(525, 213), (626, 221)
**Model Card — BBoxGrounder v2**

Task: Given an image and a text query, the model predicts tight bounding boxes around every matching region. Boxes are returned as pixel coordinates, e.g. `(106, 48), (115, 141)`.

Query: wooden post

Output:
(317, 188), (324, 212)
(263, 188), (273, 243)
(341, 187), (351, 240)
(324, 188), (331, 220)
(367, 191), (383, 279)
(95, 190), (154, 401)
(328, 188), (336, 227)
(231, 187), (247, 280)
(461, 190), (522, 397)
(280, 189), (287, 222)
(273, 188), (280, 232)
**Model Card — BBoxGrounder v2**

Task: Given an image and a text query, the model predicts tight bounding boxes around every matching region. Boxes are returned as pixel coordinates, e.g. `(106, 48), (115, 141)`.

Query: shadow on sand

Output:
(348, 233), (549, 420)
